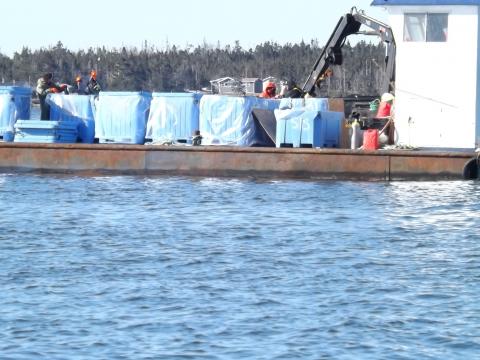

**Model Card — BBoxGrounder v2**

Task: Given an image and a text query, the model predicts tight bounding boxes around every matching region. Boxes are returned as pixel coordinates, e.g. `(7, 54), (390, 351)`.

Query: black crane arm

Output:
(301, 8), (396, 96)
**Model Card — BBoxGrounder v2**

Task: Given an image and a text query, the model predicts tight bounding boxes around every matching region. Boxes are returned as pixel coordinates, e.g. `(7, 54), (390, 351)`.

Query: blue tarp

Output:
(95, 91), (152, 144)
(0, 95), (16, 136)
(0, 86), (31, 135)
(47, 94), (96, 143)
(199, 95), (280, 146)
(146, 92), (202, 143)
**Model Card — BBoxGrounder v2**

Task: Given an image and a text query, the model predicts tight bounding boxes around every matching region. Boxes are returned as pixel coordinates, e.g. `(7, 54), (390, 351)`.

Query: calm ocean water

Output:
(0, 175), (479, 360)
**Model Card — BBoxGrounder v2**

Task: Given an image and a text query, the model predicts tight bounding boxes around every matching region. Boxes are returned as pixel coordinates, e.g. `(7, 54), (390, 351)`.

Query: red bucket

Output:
(363, 129), (379, 150)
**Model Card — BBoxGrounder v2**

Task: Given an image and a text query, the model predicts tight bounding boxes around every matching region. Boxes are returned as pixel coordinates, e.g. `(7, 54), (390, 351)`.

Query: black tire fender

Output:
(463, 157), (479, 180)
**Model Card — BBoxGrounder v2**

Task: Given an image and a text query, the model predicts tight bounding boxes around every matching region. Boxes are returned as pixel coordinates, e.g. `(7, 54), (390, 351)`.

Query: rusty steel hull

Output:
(0, 143), (475, 180)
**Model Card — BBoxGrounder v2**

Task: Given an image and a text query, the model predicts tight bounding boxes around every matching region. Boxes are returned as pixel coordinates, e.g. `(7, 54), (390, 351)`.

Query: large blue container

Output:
(320, 111), (344, 148)
(14, 120), (78, 143)
(0, 86), (32, 136)
(47, 94), (96, 143)
(146, 92), (202, 143)
(199, 95), (280, 146)
(95, 91), (152, 144)
(275, 109), (343, 148)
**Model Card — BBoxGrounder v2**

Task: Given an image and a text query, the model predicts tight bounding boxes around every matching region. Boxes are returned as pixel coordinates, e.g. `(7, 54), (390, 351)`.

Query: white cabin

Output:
(372, 0), (480, 149)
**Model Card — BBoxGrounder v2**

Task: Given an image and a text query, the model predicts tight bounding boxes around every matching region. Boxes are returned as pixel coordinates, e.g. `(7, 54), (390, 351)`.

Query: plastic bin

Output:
(0, 86), (32, 137)
(47, 94), (96, 143)
(275, 109), (316, 148)
(319, 111), (343, 148)
(275, 109), (343, 148)
(146, 92), (202, 143)
(14, 120), (78, 143)
(95, 91), (152, 144)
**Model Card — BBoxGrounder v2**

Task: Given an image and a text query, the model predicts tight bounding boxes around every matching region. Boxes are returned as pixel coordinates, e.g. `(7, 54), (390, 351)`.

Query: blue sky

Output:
(1, 0), (388, 56)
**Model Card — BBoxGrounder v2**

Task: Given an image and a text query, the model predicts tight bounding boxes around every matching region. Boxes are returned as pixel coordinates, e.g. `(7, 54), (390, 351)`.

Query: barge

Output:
(0, 142), (477, 181)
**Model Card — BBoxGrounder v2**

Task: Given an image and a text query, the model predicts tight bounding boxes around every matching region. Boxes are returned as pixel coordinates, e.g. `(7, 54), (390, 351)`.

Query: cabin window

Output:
(404, 13), (448, 42)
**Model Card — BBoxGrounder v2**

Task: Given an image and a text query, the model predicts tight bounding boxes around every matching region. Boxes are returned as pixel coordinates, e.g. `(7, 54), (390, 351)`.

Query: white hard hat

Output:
(381, 93), (395, 102)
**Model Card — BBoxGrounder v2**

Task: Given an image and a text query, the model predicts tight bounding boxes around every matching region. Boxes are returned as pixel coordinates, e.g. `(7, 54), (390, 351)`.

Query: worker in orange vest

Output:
(259, 82), (276, 98)
(85, 70), (101, 95)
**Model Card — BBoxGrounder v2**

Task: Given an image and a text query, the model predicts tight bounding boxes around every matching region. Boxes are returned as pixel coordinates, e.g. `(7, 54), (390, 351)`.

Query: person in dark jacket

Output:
(282, 80), (303, 98)
(85, 70), (101, 95)
(68, 75), (83, 94)
(36, 73), (67, 120)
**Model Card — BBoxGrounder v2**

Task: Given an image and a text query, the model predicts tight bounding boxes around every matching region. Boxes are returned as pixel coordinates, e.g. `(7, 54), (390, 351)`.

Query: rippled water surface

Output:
(1, 175), (479, 359)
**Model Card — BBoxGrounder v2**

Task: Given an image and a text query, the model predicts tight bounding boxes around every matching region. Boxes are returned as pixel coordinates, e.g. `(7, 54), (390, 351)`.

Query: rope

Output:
(378, 117), (392, 136)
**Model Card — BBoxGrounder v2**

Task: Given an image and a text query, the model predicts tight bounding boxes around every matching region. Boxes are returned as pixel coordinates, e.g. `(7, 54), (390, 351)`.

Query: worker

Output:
(68, 75), (83, 94)
(318, 68), (333, 83)
(376, 92), (395, 118)
(259, 82), (276, 98)
(282, 80), (303, 98)
(85, 70), (101, 95)
(36, 72), (67, 120)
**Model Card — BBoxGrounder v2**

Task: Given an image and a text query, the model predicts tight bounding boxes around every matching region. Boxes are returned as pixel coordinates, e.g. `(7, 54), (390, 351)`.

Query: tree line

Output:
(0, 40), (388, 97)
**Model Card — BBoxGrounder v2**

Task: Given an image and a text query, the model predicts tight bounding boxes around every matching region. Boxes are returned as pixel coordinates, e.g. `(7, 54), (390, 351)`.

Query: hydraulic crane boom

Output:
(302, 8), (395, 96)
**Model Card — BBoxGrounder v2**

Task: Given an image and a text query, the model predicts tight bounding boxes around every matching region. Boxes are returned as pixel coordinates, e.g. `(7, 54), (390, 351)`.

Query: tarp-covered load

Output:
(275, 109), (344, 148)
(146, 92), (202, 143)
(0, 86), (32, 137)
(95, 91), (152, 144)
(199, 95), (280, 146)
(46, 94), (96, 143)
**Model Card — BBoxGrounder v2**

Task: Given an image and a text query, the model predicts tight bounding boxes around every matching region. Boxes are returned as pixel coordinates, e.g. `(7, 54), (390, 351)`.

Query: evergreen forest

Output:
(0, 40), (388, 97)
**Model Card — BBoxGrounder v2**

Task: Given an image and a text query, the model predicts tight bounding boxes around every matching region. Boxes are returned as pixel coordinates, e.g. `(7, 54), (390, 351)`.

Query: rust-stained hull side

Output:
(0, 143), (146, 174)
(0, 143), (475, 180)
(145, 147), (390, 179)
(389, 152), (473, 180)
